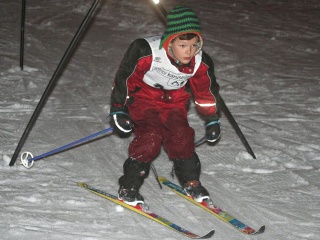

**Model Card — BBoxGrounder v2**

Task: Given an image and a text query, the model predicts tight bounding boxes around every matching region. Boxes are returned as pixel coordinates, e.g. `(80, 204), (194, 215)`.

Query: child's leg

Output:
(128, 104), (163, 162)
(161, 107), (195, 159)
(118, 100), (163, 203)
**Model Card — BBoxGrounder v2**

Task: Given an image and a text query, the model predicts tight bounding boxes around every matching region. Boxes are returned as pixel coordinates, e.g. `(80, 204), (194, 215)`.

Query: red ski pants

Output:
(128, 97), (195, 162)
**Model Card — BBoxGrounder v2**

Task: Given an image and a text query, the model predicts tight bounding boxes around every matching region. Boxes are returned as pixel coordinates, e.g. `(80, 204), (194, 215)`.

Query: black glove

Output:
(110, 107), (133, 135)
(205, 119), (221, 142)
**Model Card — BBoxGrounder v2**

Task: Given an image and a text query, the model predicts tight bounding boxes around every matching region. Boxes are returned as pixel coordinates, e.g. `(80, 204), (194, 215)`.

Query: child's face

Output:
(169, 36), (199, 65)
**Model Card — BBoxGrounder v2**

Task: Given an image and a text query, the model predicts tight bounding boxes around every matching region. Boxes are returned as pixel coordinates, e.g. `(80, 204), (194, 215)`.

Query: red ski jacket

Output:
(111, 38), (220, 118)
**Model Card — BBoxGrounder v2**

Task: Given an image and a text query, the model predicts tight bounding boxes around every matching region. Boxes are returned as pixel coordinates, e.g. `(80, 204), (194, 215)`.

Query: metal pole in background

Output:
(151, 0), (256, 159)
(20, 0), (26, 70)
(9, 0), (100, 166)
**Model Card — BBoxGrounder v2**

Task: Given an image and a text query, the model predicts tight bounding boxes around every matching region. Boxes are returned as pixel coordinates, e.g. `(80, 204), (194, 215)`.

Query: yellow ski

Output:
(77, 182), (214, 239)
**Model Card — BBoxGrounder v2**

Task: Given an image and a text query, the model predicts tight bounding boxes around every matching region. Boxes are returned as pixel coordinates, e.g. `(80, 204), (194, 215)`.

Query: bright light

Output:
(153, 0), (160, 4)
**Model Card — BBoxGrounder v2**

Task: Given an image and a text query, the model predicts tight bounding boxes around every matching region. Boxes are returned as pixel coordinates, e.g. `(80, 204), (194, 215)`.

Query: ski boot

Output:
(183, 180), (210, 202)
(118, 157), (150, 206)
(118, 186), (144, 206)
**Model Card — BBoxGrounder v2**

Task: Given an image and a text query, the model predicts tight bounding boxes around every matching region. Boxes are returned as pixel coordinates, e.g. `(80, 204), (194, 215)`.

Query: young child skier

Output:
(110, 6), (221, 206)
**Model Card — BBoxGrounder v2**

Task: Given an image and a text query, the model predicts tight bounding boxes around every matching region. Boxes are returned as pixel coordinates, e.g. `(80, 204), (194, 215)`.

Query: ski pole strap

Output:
(27, 127), (114, 162)
(205, 120), (220, 127)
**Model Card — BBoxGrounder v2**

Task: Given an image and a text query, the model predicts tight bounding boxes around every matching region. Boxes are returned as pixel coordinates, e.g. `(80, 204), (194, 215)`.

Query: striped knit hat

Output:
(159, 6), (203, 53)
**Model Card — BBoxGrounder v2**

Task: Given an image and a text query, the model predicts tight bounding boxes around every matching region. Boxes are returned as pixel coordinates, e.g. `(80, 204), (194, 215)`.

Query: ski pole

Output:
(195, 136), (206, 147)
(150, 0), (256, 159)
(9, 0), (100, 166)
(20, 127), (113, 168)
(20, 0), (26, 70)
(220, 98), (256, 159)
(20, 126), (208, 169)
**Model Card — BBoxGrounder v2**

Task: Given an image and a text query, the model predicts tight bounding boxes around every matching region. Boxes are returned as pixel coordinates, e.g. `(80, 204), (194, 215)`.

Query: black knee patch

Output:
(172, 153), (201, 186)
(119, 158), (151, 189)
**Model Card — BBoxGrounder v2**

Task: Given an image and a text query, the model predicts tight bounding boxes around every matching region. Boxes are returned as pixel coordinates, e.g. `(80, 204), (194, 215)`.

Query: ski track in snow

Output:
(1, 0), (320, 239)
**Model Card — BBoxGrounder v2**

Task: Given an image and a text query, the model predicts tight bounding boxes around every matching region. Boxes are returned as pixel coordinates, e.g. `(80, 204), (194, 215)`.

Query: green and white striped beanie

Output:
(159, 6), (203, 51)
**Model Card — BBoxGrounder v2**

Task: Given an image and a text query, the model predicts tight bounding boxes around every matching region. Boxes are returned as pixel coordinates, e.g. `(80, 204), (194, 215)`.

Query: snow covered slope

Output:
(1, 0), (320, 239)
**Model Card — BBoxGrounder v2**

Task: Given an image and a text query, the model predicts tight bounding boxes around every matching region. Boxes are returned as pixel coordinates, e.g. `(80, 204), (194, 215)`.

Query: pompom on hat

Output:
(159, 6), (203, 54)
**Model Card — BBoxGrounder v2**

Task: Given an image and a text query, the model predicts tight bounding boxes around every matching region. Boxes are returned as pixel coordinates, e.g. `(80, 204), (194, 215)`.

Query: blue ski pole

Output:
(20, 127), (113, 168)
(20, 126), (208, 168)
